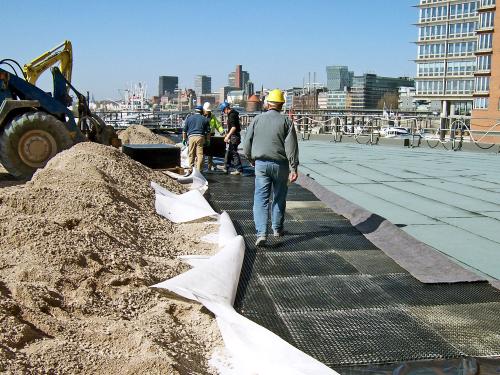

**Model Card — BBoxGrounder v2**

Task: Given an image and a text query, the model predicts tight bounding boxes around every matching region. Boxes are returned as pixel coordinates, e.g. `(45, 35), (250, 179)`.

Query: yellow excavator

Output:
(0, 40), (120, 179)
(23, 40), (73, 87)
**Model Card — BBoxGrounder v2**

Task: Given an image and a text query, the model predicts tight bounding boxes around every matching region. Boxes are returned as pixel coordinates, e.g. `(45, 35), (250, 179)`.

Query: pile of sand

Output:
(0, 142), (222, 374)
(119, 125), (176, 145)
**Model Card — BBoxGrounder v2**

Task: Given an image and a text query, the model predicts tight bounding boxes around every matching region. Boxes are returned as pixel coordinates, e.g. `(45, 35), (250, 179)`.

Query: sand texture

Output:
(0, 142), (222, 374)
(119, 125), (176, 145)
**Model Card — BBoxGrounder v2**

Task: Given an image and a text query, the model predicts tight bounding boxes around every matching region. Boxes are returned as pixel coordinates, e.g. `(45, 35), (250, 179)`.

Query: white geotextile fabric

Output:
(153, 187), (217, 223)
(179, 143), (189, 168)
(151, 182), (338, 375)
(162, 168), (209, 195)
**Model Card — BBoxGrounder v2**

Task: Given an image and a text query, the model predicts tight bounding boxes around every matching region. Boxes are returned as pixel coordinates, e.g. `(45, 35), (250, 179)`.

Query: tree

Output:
(377, 92), (399, 110)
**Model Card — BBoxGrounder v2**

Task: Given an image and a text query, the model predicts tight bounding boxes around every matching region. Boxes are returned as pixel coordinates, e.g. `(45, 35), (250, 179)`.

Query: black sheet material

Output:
(204, 172), (500, 373)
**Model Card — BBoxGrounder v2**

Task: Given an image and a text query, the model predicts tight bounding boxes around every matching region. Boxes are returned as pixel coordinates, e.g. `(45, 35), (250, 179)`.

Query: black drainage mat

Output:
(243, 233), (338, 252)
(253, 250), (359, 277)
(234, 275), (277, 315)
(209, 200), (254, 212)
(260, 275), (394, 312)
(406, 302), (500, 357)
(373, 274), (500, 307)
(281, 308), (462, 366)
(224, 209), (294, 222)
(236, 219), (355, 235)
(338, 250), (408, 275)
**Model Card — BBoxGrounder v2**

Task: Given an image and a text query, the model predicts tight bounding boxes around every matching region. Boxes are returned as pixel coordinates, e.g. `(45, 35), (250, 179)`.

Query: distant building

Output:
(227, 90), (246, 105)
(227, 65), (250, 91)
(327, 90), (348, 110)
(194, 75), (211, 97)
(245, 81), (255, 96)
(220, 86), (238, 103)
(317, 92), (328, 110)
(198, 93), (219, 107)
(326, 65), (352, 91)
(159, 76), (178, 97)
(398, 87), (417, 111)
(235, 65), (243, 89)
(246, 94), (262, 112)
(228, 72), (236, 87)
(242, 71), (250, 89)
(349, 74), (414, 110)
(415, 0), (478, 116)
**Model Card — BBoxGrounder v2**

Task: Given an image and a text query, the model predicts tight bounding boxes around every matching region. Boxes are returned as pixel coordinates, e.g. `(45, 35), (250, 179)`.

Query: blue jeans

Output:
(253, 160), (289, 237)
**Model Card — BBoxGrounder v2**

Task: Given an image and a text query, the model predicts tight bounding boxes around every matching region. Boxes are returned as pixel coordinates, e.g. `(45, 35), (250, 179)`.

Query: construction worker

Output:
(203, 102), (225, 171)
(242, 89), (299, 247)
(182, 105), (210, 173)
(219, 101), (243, 175)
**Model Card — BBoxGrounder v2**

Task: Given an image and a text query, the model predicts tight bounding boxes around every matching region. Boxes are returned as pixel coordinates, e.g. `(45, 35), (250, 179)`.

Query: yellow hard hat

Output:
(267, 89), (285, 103)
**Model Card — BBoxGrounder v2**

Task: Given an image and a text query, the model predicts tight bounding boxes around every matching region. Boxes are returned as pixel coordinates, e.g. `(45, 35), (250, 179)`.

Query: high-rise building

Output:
(349, 74), (414, 110)
(245, 81), (254, 96)
(235, 65), (243, 89)
(194, 75), (211, 97)
(415, 0), (479, 115)
(228, 72), (236, 87)
(471, 0), (498, 138)
(242, 71), (250, 89)
(158, 76), (178, 97)
(326, 65), (351, 91)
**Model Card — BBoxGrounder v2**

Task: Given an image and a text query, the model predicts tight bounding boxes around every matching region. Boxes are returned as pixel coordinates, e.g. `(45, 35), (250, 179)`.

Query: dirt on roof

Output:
(118, 125), (176, 145)
(0, 141), (222, 374)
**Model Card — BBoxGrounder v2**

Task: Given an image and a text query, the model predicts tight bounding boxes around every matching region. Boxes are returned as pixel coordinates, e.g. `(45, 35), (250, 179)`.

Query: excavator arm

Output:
(22, 40), (72, 86)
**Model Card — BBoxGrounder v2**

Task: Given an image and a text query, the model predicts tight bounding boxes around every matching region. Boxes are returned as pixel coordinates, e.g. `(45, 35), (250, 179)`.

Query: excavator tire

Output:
(0, 111), (74, 179)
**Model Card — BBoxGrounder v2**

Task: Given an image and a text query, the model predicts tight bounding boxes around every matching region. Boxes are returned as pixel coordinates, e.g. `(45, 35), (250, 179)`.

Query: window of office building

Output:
(478, 33), (493, 50)
(480, 11), (495, 28)
(446, 79), (474, 94)
(447, 41), (476, 56)
(416, 79), (444, 95)
(420, 6), (448, 21)
(475, 76), (490, 92)
(477, 55), (492, 71)
(450, 2), (477, 18)
(446, 60), (476, 75)
(474, 97), (489, 109)
(448, 22), (476, 38)
(481, 0), (496, 7)
(417, 61), (445, 76)
(419, 24), (447, 40)
(418, 43), (446, 58)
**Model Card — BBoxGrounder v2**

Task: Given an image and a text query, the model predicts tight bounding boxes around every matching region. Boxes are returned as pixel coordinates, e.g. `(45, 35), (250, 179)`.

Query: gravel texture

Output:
(0, 141), (222, 374)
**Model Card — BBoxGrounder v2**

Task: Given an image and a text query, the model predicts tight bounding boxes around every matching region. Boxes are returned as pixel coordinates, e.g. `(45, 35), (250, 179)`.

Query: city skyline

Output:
(4, 0), (416, 100)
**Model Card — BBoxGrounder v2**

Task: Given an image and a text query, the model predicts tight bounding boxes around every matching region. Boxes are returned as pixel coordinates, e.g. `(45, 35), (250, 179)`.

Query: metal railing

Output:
(95, 109), (500, 151)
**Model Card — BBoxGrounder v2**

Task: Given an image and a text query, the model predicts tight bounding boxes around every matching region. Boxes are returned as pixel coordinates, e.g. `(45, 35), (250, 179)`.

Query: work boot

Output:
(255, 236), (267, 247)
(273, 229), (284, 237)
(230, 170), (241, 176)
(216, 165), (228, 174)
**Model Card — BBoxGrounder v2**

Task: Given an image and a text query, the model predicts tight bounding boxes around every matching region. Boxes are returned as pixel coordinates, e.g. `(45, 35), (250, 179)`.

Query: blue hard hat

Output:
(218, 101), (230, 111)
(194, 105), (203, 112)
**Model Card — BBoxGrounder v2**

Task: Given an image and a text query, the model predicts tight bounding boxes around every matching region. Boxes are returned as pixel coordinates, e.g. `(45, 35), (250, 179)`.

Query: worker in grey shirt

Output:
(242, 89), (299, 247)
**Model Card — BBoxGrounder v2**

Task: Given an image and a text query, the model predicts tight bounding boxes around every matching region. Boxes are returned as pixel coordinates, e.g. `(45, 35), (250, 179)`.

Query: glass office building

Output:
(349, 74), (414, 110)
(326, 66), (353, 91)
(415, 0), (480, 115)
(194, 75), (211, 97)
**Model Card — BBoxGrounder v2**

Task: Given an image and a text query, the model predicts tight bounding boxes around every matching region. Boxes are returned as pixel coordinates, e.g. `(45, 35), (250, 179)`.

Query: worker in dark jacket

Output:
(219, 101), (243, 175)
(242, 89), (299, 246)
(182, 105), (210, 172)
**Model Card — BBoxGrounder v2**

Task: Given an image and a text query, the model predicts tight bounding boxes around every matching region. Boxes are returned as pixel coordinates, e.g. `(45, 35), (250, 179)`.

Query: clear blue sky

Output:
(4, 0), (417, 100)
